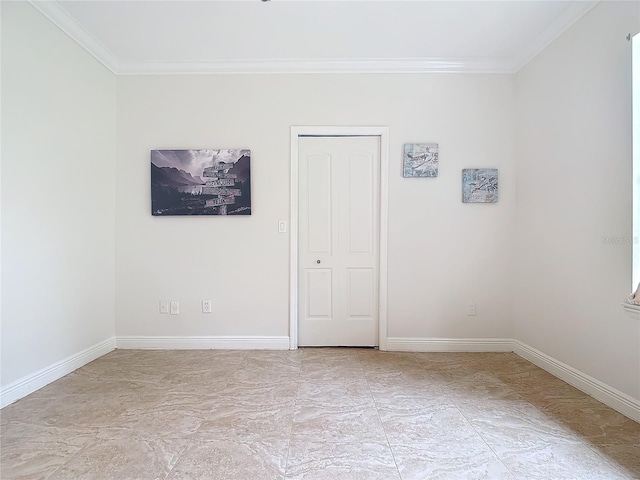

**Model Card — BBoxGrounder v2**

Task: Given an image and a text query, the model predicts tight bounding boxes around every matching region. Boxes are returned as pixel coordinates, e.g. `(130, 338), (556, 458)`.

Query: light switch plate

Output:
(170, 301), (180, 315)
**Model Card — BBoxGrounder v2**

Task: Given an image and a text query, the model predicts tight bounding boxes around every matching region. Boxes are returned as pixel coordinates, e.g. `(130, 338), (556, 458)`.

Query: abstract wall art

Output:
(462, 168), (498, 203)
(403, 143), (439, 178)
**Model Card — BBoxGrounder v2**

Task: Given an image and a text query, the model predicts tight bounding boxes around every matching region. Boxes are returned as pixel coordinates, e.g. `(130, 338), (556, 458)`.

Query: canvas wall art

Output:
(462, 168), (498, 203)
(151, 149), (251, 215)
(403, 143), (439, 177)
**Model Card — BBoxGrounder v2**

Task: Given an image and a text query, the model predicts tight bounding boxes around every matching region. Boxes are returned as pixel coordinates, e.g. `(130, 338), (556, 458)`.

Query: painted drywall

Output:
(1, 2), (116, 387)
(115, 74), (515, 341)
(514, 1), (640, 400)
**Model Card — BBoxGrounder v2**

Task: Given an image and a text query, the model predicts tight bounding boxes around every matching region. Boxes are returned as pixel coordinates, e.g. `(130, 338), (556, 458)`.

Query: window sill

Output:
(621, 302), (640, 320)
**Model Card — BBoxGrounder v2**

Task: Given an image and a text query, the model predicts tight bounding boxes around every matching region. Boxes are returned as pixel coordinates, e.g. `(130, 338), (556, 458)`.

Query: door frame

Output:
(289, 126), (389, 350)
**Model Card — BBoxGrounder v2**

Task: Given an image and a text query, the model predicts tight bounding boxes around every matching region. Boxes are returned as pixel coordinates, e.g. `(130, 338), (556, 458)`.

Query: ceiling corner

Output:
(28, 0), (121, 74)
(512, 0), (600, 73)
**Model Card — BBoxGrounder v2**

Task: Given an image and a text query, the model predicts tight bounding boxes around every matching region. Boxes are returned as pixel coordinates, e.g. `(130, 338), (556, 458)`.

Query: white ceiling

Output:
(31, 0), (599, 74)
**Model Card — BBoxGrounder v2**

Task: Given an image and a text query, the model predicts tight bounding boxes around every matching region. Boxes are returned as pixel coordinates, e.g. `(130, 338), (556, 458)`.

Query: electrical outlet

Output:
(160, 301), (169, 314)
(467, 304), (476, 316)
(170, 301), (180, 315)
(202, 299), (212, 313)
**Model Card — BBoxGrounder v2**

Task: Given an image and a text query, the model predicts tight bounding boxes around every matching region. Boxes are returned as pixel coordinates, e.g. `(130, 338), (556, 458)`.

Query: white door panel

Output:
(347, 268), (374, 318)
(348, 154), (374, 253)
(307, 154), (332, 254)
(306, 269), (332, 318)
(298, 136), (380, 347)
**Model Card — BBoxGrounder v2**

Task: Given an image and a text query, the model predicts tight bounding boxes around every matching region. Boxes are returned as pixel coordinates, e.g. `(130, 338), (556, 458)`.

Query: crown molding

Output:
(116, 57), (514, 75)
(25, 0), (514, 75)
(28, 0), (120, 74)
(29, 0), (599, 76)
(512, 0), (600, 72)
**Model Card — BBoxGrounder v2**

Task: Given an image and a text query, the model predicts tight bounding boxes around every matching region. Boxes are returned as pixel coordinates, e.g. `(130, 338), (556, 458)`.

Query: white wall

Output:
(115, 74), (516, 341)
(2, 0), (638, 419)
(514, 1), (640, 400)
(1, 3), (116, 388)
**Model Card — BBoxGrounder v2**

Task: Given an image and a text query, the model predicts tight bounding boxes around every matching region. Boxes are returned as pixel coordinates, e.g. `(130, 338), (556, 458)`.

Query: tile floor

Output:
(1, 349), (639, 480)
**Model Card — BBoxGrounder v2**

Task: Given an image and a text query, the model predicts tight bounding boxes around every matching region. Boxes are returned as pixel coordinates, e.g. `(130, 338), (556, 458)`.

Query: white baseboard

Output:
(116, 336), (290, 350)
(386, 337), (514, 352)
(0, 337), (116, 409)
(513, 340), (640, 423)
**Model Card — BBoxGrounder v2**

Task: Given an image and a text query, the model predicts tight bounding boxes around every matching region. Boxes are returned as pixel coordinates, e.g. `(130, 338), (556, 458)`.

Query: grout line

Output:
(152, 352), (247, 480)
(43, 439), (93, 479)
(580, 443), (637, 480)
(159, 440), (191, 480)
(409, 352), (520, 479)
(451, 399), (521, 479)
(358, 350), (404, 480)
(282, 349), (304, 479)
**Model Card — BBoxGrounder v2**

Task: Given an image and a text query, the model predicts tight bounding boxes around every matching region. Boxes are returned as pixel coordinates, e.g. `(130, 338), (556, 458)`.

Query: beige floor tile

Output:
(217, 381), (299, 406)
(195, 402), (295, 439)
(445, 376), (524, 405)
(162, 349), (248, 367)
(1, 422), (94, 449)
(464, 401), (578, 448)
(243, 350), (304, 367)
(146, 392), (227, 417)
(31, 371), (156, 398)
(292, 404), (386, 443)
(1, 422), (95, 480)
(392, 440), (516, 480)
(301, 347), (363, 363)
(536, 397), (640, 445)
(492, 438), (629, 480)
(1, 393), (128, 430)
(495, 366), (567, 392)
(78, 361), (168, 385)
(375, 396), (471, 444)
(2, 350), (638, 480)
(471, 352), (540, 375)
(358, 352), (423, 375)
(285, 441), (400, 480)
(592, 443), (640, 479)
(519, 381), (592, 409)
(1, 444), (77, 480)
(229, 366), (301, 386)
(366, 371), (446, 399)
(104, 402), (205, 440)
(295, 382), (374, 408)
(47, 436), (188, 480)
(411, 353), (484, 383)
(299, 364), (365, 385)
(159, 369), (231, 395)
(167, 438), (288, 480)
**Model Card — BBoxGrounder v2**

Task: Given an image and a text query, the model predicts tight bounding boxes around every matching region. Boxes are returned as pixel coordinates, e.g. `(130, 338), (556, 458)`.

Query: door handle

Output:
(316, 260), (321, 264)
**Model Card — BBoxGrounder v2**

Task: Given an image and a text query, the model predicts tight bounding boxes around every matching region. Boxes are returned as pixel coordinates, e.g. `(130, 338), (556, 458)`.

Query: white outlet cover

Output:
(202, 300), (212, 313)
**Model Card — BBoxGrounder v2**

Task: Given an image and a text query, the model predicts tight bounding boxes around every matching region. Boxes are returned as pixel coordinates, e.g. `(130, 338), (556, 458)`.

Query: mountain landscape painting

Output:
(151, 149), (251, 216)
